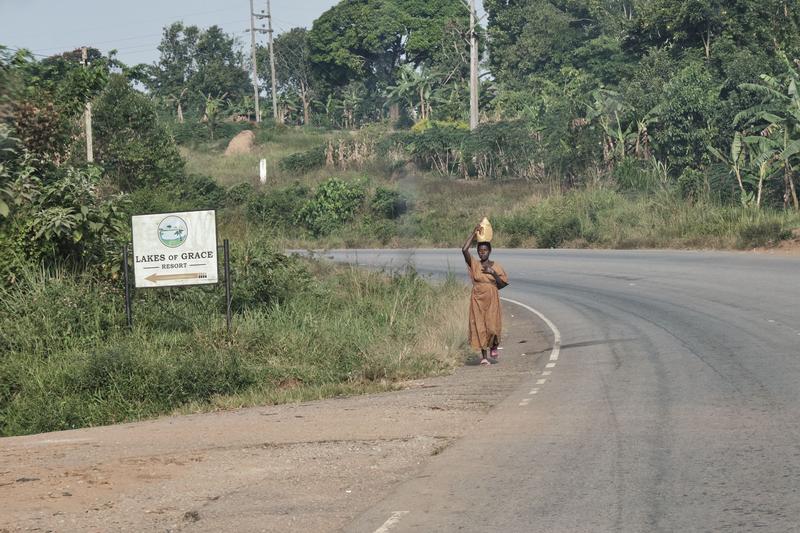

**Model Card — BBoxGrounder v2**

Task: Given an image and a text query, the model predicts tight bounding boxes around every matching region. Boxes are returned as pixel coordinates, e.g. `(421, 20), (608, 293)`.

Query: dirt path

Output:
(1, 303), (550, 533)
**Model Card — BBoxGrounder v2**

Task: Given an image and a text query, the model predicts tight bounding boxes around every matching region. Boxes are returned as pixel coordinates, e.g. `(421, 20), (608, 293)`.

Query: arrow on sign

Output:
(146, 272), (208, 283)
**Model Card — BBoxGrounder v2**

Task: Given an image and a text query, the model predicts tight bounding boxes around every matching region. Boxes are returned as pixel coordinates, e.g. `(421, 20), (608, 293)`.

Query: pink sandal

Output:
(480, 358), (491, 366)
(490, 347), (499, 359)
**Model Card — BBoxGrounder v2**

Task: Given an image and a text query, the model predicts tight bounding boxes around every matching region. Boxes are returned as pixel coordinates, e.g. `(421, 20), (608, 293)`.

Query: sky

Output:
(0, 0), (486, 67)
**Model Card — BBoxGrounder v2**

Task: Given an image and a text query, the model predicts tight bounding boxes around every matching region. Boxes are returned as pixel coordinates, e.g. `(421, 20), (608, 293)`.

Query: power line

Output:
(31, 18), (251, 54)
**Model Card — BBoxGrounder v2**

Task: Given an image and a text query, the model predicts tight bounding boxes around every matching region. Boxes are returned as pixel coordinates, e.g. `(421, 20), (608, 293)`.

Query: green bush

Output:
(677, 168), (706, 201)
(298, 178), (366, 236)
(279, 146), (326, 174)
(226, 182), (256, 206)
(125, 174), (226, 216)
(231, 242), (313, 311)
(93, 75), (185, 191)
(0, 163), (127, 281)
(246, 182), (309, 227)
(408, 125), (467, 176)
(370, 187), (408, 219)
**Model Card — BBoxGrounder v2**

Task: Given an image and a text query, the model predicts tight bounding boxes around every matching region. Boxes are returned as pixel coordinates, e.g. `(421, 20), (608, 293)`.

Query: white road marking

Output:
(500, 297), (561, 361)
(500, 297), (563, 409)
(34, 438), (90, 445)
(374, 511), (410, 533)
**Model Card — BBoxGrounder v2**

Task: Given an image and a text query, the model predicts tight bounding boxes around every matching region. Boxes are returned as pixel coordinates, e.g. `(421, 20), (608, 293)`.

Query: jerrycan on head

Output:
(477, 217), (493, 243)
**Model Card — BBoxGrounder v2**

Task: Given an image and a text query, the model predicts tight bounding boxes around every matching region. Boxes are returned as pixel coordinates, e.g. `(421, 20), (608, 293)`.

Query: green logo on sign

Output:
(158, 216), (188, 248)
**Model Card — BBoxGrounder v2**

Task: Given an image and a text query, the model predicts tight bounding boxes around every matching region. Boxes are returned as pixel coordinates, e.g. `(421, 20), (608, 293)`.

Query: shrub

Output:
(0, 164), (127, 281)
(246, 182), (309, 227)
(125, 174), (226, 216)
(408, 125), (467, 176)
(279, 146), (325, 174)
(298, 178), (366, 236)
(677, 168), (706, 201)
(93, 75), (185, 191)
(231, 242), (313, 311)
(226, 182), (256, 206)
(370, 187), (408, 219)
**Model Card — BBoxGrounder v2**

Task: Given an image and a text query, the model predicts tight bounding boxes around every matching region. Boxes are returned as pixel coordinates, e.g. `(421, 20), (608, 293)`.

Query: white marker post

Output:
(259, 158), (267, 184)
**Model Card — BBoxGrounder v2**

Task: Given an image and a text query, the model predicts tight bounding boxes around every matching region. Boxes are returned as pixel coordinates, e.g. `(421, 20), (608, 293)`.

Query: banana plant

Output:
(735, 56), (800, 210)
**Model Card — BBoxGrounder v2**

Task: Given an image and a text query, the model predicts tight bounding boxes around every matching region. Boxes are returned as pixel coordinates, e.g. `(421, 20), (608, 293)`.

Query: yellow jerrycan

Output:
(477, 217), (493, 242)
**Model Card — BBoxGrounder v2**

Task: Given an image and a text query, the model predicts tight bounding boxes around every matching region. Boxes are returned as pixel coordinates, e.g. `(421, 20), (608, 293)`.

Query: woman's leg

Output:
(480, 348), (490, 365)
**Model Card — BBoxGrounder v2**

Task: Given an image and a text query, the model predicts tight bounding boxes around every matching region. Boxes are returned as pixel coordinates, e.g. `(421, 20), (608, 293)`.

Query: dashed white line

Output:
(500, 297), (563, 408)
(374, 511), (410, 533)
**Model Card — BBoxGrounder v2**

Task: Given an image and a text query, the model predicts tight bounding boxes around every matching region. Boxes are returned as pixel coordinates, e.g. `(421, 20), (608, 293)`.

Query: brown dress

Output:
(467, 255), (509, 350)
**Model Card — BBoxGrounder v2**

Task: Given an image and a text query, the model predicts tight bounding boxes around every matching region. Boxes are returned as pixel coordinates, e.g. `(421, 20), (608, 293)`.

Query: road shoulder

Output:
(0, 302), (551, 533)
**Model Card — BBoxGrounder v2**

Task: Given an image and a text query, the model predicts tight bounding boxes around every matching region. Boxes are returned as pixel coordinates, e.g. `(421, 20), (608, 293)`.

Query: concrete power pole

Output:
(469, 0), (479, 131)
(248, 0), (261, 123)
(266, 0), (278, 122)
(81, 47), (94, 162)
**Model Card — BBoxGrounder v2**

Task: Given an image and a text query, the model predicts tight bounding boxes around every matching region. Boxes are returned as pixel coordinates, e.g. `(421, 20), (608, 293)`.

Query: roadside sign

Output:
(131, 210), (219, 288)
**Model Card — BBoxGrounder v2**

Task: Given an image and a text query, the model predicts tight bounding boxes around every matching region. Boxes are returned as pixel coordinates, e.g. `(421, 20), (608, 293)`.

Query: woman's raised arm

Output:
(462, 224), (481, 266)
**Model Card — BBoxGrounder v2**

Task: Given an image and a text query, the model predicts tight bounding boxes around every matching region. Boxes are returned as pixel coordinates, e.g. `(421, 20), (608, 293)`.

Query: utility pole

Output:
(248, 0), (261, 123)
(266, 0), (278, 122)
(81, 47), (94, 162)
(469, 0), (479, 131)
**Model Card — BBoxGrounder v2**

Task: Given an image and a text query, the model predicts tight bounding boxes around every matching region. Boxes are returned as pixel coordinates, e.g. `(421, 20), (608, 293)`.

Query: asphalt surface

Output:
(324, 249), (800, 533)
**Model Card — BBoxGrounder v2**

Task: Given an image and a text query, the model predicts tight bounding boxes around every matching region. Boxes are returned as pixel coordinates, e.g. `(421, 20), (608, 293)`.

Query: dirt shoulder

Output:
(0, 302), (551, 533)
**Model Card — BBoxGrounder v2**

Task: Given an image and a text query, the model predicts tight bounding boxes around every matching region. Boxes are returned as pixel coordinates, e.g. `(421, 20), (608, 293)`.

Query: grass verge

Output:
(0, 255), (469, 437)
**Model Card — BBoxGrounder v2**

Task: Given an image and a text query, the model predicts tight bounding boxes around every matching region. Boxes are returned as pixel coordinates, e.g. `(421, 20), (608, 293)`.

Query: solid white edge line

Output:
(500, 297), (562, 362)
(373, 511), (410, 533)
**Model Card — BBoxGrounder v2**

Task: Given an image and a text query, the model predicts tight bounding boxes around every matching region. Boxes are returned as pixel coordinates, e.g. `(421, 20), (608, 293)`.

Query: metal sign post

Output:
(223, 239), (232, 334)
(122, 243), (133, 329)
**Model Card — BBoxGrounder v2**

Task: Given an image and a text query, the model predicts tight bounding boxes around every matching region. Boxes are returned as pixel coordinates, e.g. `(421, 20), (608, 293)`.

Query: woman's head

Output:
(477, 241), (491, 261)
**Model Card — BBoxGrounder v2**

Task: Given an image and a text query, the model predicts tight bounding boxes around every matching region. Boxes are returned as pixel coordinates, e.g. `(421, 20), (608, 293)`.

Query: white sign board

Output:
(131, 210), (218, 288)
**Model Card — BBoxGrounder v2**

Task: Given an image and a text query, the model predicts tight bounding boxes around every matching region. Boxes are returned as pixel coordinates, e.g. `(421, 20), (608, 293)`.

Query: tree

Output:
(484, 0), (629, 89)
(147, 23), (250, 118)
(735, 57), (800, 209)
(93, 75), (184, 191)
(258, 28), (316, 125)
(308, 0), (470, 108)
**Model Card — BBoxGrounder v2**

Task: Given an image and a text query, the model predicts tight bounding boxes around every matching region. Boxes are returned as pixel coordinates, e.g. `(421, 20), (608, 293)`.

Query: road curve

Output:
(324, 249), (800, 533)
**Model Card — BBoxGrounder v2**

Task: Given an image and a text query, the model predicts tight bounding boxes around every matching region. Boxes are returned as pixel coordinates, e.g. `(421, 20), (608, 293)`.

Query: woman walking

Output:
(462, 222), (509, 366)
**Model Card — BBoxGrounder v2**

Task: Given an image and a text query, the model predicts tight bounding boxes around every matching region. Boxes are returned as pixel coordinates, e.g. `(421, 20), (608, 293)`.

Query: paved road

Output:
(324, 249), (800, 533)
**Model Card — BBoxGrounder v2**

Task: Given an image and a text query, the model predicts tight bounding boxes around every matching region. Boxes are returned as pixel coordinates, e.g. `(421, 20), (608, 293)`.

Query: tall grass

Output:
(496, 187), (800, 249)
(0, 256), (468, 436)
